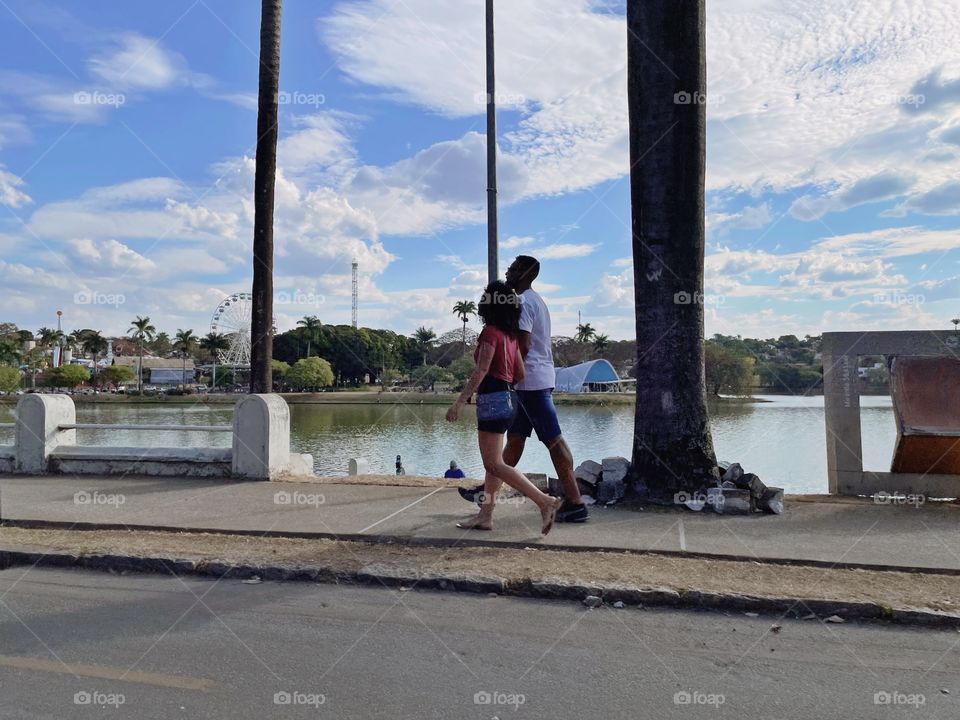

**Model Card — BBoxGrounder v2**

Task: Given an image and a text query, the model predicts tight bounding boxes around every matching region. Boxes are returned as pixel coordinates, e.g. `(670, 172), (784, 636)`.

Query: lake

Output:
(0, 395), (896, 494)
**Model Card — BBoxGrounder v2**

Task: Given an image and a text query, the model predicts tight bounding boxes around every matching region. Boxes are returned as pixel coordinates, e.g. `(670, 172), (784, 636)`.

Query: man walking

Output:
(460, 255), (589, 523)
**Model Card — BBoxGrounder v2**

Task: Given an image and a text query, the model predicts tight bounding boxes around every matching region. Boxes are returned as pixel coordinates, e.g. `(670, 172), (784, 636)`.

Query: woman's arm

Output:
(447, 342), (494, 421)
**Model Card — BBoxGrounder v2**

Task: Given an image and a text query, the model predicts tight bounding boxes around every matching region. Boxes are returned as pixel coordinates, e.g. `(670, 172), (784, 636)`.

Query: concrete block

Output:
(575, 460), (602, 485)
(232, 394), (291, 480)
(525, 472), (549, 492)
(15, 394), (76, 473)
(348, 457), (369, 475)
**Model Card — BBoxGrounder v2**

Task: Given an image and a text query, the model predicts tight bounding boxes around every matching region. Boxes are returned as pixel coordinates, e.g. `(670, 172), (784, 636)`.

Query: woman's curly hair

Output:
(476, 280), (520, 335)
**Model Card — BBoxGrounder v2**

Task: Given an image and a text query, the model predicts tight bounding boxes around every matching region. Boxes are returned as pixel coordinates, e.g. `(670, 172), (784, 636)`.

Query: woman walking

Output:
(446, 281), (563, 534)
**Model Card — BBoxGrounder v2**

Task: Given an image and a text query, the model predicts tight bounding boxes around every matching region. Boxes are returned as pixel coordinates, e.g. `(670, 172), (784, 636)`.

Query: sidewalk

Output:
(1, 474), (957, 572)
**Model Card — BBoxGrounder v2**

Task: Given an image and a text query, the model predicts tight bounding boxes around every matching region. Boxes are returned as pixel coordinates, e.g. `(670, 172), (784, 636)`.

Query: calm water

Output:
(0, 395), (896, 494)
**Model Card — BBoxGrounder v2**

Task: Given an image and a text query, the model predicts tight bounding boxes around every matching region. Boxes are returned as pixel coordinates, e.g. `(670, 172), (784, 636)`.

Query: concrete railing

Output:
(1, 394), (313, 480)
(822, 330), (959, 498)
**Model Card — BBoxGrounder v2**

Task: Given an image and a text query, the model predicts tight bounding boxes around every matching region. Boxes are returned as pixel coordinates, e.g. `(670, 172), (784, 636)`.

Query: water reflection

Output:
(0, 394), (897, 495)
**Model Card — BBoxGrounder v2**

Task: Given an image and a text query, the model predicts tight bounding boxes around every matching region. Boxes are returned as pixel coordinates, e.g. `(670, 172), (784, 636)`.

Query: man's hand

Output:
(446, 403), (460, 422)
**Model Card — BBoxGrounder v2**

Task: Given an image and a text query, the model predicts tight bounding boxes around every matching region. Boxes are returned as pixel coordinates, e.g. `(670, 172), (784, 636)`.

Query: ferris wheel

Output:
(210, 293), (252, 366)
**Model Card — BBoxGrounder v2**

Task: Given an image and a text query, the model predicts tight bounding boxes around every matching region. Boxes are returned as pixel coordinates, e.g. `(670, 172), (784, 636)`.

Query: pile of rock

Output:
(568, 457), (784, 515)
(681, 461), (783, 515)
(572, 456), (630, 505)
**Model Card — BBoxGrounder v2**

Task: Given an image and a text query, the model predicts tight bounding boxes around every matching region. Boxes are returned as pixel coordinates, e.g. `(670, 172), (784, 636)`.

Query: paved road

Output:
(0, 569), (957, 719)
(2, 475), (959, 570)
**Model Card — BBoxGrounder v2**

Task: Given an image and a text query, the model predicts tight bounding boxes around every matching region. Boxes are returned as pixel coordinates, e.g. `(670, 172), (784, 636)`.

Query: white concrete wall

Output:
(15, 394), (76, 473)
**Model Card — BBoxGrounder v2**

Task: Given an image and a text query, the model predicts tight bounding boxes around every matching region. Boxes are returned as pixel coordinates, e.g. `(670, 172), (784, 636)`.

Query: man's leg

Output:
(545, 435), (582, 504)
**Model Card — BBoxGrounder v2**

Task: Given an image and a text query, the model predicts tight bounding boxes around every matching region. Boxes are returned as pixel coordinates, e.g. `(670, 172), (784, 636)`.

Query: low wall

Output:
(1, 394), (312, 481)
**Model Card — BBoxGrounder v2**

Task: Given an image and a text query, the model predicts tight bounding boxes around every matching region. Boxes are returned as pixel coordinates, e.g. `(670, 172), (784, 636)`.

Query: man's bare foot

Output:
(457, 514), (492, 531)
(540, 496), (563, 535)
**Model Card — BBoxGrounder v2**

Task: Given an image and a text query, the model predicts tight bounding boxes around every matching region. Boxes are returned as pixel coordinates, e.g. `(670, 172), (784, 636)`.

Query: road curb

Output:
(5, 518), (960, 577)
(1, 548), (958, 629)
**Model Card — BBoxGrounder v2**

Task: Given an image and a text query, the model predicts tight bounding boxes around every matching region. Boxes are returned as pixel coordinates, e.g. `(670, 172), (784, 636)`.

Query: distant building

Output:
(112, 356), (196, 385)
(554, 359), (632, 393)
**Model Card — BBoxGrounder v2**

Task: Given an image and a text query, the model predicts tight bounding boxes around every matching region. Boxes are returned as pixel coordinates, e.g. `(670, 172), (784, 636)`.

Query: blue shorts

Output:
(508, 389), (562, 444)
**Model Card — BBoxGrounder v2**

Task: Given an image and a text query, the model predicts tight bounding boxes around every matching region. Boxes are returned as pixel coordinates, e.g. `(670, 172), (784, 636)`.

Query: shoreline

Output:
(0, 391), (784, 407)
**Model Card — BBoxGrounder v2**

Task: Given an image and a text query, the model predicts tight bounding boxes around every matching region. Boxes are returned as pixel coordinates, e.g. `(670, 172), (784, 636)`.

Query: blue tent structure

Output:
(554, 359), (626, 393)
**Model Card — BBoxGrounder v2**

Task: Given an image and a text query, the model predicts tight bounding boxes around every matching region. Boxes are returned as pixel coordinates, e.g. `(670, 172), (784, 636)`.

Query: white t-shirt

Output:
(516, 288), (555, 391)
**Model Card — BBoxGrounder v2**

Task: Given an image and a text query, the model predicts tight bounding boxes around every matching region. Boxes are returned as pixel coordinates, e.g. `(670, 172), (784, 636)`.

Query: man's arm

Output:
(518, 330), (532, 359)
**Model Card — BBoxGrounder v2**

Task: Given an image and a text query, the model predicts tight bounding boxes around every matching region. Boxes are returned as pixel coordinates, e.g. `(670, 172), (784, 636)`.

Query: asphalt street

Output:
(0, 567), (957, 719)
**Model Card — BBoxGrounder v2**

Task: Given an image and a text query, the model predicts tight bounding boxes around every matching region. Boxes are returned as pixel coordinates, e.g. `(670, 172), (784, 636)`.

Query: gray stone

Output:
(721, 462), (744, 485)
(601, 456), (630, 483)
(596, 477), (625, 504)
(612, 600), (625, 609)
(547, 477), (564, 497)
(574, 460), (602, 486)
(525, 473), (549, 492)
(708, 487), (752, 514)
(582, 594), (603, 608)
(760, 487), (784, 514)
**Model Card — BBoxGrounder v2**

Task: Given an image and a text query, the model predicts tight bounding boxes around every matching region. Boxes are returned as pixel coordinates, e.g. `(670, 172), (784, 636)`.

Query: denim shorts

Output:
(508, 389), (562, 443)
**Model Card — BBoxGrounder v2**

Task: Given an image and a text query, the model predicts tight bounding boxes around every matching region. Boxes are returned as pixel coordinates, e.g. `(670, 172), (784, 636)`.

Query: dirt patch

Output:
(1, 526), (957, 613)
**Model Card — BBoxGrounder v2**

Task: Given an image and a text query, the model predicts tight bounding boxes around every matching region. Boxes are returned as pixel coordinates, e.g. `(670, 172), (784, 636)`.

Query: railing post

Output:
(232, 394), (291, 479)
(15, 395), (76, 473)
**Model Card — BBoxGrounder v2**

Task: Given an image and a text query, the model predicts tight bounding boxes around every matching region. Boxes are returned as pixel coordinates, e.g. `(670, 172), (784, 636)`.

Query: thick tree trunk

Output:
(250, 0), (282, 394)
(627, 0), (718, 498)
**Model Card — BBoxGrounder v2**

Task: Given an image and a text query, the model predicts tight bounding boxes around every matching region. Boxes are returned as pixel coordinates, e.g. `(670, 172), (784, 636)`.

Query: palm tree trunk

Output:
(138, 343), (143, 394)
(627, 0), (718, 498)
(250, 0), (283, 394)
(462, 320), (467, 351)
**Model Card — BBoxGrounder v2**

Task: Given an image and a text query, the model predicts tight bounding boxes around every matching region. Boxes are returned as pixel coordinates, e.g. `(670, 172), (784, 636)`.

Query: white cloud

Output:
(0, 165), (31, 207)
(88, 34), (188, 90)
(529, 243), (599, 260)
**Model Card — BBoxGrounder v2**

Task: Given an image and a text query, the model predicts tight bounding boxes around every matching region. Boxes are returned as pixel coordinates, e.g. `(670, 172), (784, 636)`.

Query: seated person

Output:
(443, 461), (465, 479)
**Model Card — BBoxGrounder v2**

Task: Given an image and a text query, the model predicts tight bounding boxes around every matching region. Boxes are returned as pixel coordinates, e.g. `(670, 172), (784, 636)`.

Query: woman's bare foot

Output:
(540, 496), (563, 535)
(457, 514), (492, 531)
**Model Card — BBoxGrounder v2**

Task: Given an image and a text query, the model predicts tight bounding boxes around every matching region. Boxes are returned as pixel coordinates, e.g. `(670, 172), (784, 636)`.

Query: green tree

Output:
(272, 359), (290, 388)
(128, 316), (156, 394)
(413, 326), (437, 366)
(447, 356), (475, 390)
(415, 364), (454, 391)
(704, 341), (755, 397)
(48, 364), (90, 389)
(0, 365), (20, 393)
(80, 331), (108, 382)
(574, 322), (596, 344)
(287, 357), (334, 391)
(174, 329), (198, 386)
(452, 300), (477, 349)
(99, 365), (135, 388)
(250, 0), (284, 394)
(592, 333), (610, 357)
(296, 315), (323, 357)
(628, 0), (719, 497)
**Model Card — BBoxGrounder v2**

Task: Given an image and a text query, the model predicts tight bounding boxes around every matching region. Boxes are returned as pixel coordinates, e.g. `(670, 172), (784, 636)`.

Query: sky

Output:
(0, 0), (958, 341)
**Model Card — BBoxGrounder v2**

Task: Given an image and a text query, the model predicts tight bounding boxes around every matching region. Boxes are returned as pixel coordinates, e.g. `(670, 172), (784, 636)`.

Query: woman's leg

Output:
(478, 430), (562, 534)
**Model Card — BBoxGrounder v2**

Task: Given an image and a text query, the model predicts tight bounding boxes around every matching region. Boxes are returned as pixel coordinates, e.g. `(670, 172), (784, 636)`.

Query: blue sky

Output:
(0, 0), (958, 340)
